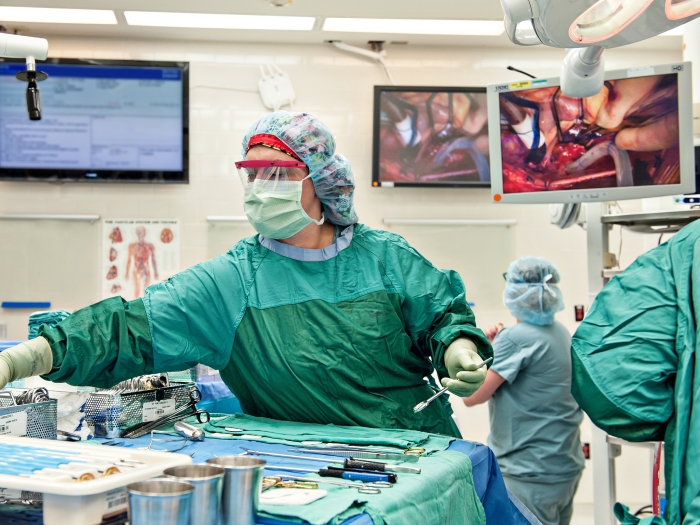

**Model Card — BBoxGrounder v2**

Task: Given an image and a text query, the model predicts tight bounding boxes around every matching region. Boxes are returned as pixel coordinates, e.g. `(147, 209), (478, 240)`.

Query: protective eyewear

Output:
(235, 160), (308, 187)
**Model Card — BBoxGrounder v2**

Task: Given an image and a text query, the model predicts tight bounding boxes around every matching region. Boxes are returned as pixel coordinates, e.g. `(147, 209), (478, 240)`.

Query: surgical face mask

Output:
(243, 175), (324, 240)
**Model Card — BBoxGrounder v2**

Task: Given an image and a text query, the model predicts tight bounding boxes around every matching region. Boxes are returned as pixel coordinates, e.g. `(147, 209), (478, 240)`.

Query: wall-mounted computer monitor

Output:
(373, 86), (490, 188)
(0, 58), (188, 183)
(487, 62), (694, 203)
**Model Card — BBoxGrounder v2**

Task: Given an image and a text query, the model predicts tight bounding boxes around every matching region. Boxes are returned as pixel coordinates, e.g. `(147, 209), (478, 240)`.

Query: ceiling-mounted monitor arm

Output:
(0, 34), (49, 120)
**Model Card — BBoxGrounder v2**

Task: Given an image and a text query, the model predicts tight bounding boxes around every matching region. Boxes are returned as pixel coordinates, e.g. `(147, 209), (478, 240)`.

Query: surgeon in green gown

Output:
(0, 111), (492, 437)
(571, 219), (700, 525)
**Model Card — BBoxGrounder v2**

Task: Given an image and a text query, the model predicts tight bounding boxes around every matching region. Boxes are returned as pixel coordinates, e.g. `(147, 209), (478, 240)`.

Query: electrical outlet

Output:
(0, 324), (7, 339)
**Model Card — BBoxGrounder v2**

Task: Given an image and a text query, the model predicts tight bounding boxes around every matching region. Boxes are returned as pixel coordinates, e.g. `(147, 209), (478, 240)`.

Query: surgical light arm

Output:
(560, 45), (605, 98)
(0, 33), (49, 120)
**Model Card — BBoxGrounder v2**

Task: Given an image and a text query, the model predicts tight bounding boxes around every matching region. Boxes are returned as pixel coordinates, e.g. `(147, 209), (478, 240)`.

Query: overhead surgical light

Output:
(500, 0), (700, 97)
(570, 0), (653, 43)
(666, 0), (700, 19)
(500, 0), (700, 48)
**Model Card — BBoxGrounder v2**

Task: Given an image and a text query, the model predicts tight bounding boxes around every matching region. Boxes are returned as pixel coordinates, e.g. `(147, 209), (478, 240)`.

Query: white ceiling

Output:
(2, 0), (682, 50)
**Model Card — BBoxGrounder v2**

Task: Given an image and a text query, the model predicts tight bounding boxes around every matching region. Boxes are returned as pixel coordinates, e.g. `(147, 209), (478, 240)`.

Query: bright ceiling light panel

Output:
(322, 17), (505, 36)
(124, 11), (315, 30)
(0, 6), (117, 24)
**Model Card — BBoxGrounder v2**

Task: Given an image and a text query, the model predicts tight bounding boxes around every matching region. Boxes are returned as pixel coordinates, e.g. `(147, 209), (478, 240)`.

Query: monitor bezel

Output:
(487, 62), (694, 203)
(372, 85), (490, 189)
(0, 57), (189, 184)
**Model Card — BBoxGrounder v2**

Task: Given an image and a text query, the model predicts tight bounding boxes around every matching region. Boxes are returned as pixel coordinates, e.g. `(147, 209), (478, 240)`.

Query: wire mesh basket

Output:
(84, 382), (198, 438)
(0, 392), (57, 440)
(165, 368), (197, 382)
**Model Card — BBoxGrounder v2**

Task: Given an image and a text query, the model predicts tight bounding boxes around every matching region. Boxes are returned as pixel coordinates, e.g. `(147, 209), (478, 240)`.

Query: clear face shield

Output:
(235, 160), (309, 190)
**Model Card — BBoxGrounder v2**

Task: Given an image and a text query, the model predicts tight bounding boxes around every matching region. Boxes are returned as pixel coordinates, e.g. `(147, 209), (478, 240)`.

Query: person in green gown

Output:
(571, 219), (700, 525)
(0, 111), (492, 436)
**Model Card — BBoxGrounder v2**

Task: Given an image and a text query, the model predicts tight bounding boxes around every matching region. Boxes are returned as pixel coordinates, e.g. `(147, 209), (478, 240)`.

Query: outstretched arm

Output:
(0, 250), (253, 390)
(463, 370), (506, 407)
(0, 297), (154, 390)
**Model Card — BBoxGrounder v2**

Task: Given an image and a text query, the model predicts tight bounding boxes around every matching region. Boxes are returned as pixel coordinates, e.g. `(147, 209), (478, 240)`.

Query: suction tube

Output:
(565, 140), (634, 186)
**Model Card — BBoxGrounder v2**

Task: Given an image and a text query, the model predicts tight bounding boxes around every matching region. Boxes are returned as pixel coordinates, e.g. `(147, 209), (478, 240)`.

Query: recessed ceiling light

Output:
(124, 11), (315, 30)
(322, 18), (504, 36)
(0, 6), (117, 24)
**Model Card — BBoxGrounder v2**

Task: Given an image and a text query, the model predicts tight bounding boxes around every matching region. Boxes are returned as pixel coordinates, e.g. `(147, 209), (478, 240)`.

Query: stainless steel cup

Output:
(163, 464), (225, 525)
(128, 479), (194, 525)
(206, 456), (266, 525)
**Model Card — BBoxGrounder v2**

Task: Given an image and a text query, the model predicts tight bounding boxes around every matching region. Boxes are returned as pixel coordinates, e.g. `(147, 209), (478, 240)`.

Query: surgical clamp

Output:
(413, 357), (493, 413)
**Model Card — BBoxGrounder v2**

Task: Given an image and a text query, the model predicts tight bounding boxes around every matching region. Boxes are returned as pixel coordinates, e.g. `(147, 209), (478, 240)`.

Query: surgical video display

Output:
(374, 88), (490, 186)
(498, 73), (680, 193)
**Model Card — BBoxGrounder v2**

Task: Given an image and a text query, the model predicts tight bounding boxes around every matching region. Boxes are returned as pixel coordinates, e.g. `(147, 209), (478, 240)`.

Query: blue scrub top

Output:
(488, 321), (585, 482)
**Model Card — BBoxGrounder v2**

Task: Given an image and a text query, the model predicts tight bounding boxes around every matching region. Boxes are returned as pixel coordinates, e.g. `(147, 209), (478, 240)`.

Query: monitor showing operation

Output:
(487, 62), (694, 203)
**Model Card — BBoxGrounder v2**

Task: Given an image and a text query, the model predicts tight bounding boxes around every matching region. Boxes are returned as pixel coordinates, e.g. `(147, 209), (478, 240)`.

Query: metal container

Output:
(0, 390), (57, 439)
(127, 479), (194, 525)
(85, 381), (197, 438)
(206, 456), (265, 525)
(163, 464), (224, 525)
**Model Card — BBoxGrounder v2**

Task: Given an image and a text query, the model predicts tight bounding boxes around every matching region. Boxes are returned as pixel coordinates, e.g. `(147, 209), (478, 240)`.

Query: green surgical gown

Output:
(571, 219), (700, 525)
(39, 224), (492, 436)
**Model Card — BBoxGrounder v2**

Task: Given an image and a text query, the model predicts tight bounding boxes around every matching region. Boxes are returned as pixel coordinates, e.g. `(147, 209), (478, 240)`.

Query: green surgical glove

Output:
(0, 337), (53, 389)
(440, 338), (487, 397)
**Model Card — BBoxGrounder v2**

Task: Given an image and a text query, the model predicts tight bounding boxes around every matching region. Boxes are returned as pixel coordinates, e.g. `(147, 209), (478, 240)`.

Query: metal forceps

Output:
(335, 444), (426, 457)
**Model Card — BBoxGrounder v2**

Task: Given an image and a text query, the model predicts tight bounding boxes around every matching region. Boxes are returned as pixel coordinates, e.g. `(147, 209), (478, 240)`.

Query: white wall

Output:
(0, 36), (681, 506)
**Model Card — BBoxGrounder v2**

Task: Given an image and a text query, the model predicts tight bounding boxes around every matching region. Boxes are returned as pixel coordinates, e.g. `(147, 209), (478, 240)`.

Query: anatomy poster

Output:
(102, 219), (180, 300)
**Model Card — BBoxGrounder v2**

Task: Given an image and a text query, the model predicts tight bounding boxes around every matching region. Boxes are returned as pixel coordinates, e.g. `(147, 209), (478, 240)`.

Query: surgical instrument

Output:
(262, 465), (395, 483)
(174, 421), (205, 441)
(291, 447), (420, 463)
(283, 449), (420, 474)
(14, 387), (51, 405)
(105, 375), (169, 395)
(322, 444), (426, 456)
(120, 389), (209, 438)
(335, 458), (420, 474)
(272, 474), (388, 494)
(262, 476), (318, 491)
(413, 357), (493, 413)
(245, 448), (420, 474)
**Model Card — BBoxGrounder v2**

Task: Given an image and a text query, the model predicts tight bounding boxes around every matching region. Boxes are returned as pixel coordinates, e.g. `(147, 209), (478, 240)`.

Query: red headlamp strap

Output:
(246, 134), (301, 161)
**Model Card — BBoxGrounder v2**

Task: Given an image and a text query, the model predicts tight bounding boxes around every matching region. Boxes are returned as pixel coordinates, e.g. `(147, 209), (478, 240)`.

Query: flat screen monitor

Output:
(487, 62), (694, 203)
(0, 58), (188, 183)
(674, 144), (700, 204)
(373, 86), (490, 188)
